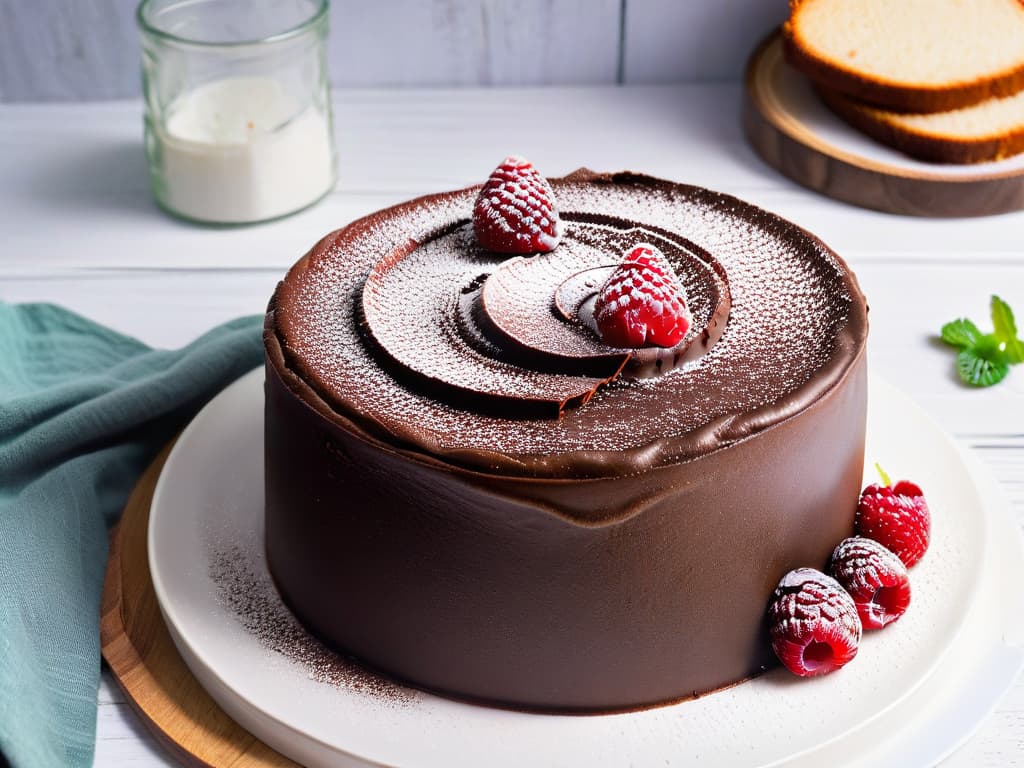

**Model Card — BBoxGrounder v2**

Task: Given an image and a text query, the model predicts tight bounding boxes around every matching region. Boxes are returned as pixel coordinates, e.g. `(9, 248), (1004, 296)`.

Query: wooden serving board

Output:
(99, 440), (299, 768)
(743, 32), (1024, 217)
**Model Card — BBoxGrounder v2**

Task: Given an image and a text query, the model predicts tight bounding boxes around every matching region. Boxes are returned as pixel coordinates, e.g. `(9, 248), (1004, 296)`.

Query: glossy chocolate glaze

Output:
(264, 170), (869, 711)
(273, 171), (865, 483)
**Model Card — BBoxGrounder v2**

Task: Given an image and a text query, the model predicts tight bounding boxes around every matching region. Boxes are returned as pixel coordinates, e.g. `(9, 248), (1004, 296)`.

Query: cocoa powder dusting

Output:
(208, 543), (417, 705)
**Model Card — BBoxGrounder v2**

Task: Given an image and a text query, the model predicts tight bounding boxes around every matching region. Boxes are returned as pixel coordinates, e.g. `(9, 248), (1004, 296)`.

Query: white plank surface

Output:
(329, 0), (622, 86)
(2, 87), (1024, 766)
(0, 0), (142, 102)
(0, 0), (622, 101)
(1, 0), (798, 101)
(622, 0), (788, 82)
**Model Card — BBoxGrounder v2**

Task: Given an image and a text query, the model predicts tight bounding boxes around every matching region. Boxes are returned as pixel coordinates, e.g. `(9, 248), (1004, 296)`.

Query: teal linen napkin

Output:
(0, 303), (263, 768)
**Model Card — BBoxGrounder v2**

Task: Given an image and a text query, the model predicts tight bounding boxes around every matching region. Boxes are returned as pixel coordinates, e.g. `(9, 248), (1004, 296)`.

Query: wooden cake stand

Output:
(743, 31), (1024, 217)
(99, 441), (297, 768)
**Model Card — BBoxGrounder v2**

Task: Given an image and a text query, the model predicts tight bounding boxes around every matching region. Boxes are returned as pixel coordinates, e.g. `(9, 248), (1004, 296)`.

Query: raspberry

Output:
(472, 156), (562, 254)
(768, 567), (862, 677)
(829, 537), (911, 630)
(855, 479), (931, 568)
(593, 244), (692, 348)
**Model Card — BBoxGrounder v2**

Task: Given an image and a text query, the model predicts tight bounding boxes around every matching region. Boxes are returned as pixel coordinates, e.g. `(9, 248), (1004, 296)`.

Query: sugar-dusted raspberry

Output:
(472, 156), (562, 254)
(593, 243), (692, 348)
(768, 567), (862, 677)
(856, 477), (931, 568)
(829, 536), (911, 630)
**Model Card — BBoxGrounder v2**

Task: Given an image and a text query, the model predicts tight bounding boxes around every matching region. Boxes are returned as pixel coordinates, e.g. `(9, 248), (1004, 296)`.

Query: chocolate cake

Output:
(263, 169), (869, 712)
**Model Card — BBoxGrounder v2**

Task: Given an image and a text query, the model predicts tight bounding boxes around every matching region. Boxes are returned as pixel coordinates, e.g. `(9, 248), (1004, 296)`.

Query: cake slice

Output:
(820, 86), (1024, 164)
(784, 0), (1024, 113)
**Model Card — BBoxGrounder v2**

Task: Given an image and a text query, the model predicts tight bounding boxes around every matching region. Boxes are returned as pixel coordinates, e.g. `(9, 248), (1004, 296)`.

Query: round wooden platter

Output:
(743, 31), (1024, 217)
(99, 440), (299, 768)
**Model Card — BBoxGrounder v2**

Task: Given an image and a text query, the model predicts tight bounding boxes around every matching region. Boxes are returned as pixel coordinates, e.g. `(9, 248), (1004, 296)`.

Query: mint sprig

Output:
(941, 295), (1024, 387)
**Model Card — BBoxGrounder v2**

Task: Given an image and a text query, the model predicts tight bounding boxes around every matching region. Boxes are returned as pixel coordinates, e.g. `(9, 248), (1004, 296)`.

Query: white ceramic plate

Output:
(149, 369), (1024, 767)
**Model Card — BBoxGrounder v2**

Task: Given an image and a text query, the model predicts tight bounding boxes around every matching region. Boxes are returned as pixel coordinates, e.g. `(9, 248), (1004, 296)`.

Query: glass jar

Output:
(137, 0), (336, 224)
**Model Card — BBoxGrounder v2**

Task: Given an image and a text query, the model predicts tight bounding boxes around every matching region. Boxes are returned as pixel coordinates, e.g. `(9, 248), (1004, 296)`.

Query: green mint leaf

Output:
(991, 295), (1017, 341)
(991, 296), (1024, 364)
(956, 347), (1010, 387)
(940, 318), (983, 350)
(874, 463), (892, 487)
(1004, 339), (1024, 365)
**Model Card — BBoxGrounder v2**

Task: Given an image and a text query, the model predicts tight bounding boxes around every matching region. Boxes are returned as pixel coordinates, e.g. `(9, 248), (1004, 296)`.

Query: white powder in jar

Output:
(155, 77), (335, 223)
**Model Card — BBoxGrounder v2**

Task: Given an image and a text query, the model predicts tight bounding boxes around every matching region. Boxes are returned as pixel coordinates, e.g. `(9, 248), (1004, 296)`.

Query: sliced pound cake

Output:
(785, 0), (1024, 113)
(819, 86), (1024, 164)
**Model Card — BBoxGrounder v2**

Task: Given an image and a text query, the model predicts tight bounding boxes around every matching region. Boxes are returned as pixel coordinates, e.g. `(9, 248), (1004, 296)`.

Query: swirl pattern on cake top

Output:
(272, 170), (865, 481)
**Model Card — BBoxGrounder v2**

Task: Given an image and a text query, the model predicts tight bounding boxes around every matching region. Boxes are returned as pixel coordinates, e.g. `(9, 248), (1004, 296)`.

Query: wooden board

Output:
(99, 440), (299, 768)
(743, 32), (1024, 217)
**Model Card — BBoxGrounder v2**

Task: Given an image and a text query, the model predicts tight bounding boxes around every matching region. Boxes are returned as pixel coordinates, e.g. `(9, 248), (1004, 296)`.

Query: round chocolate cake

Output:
(263, 169), (869, 712)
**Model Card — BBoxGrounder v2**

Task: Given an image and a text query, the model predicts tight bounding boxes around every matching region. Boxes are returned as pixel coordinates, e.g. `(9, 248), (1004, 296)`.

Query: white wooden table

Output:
(2, 85), (1022, 766)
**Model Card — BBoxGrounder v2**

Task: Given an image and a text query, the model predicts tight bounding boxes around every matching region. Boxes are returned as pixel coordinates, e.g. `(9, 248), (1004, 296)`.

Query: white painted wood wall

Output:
(0, 0), (789, 101)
